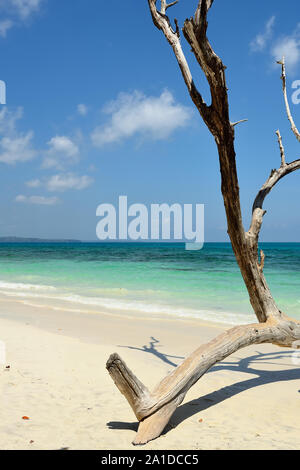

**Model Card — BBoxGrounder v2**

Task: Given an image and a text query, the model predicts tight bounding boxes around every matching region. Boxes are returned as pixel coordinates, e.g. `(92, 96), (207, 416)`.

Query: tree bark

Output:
(105, 1), (300, 445)
(107, 316), (300, 445)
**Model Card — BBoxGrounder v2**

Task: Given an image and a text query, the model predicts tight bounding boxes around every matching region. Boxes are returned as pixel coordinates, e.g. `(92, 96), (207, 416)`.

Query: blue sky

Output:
(0, 0), (299, 241)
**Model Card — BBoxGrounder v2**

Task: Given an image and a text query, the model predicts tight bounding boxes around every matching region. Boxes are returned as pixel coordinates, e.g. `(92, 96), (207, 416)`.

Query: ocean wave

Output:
(59, 294), (253, 324)
(0, 284), (253, 326)
(0, 280), (56, 292)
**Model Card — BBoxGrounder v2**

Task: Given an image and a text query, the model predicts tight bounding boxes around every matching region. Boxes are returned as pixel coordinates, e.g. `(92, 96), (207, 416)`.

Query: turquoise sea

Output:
(0, 242), (299, 325)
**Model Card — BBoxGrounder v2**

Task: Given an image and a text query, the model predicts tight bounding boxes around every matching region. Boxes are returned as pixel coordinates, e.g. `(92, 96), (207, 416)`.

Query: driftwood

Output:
(106, 0), (300, 445)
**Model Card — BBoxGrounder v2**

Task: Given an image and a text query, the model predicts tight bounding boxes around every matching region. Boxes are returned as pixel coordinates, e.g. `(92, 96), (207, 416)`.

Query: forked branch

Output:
(147, 0), (211, 126)
(107, 317), (300, 445)
(248, 58), (300, 243)
(161, 0), (178, 14)
(249, 157), (300, 241)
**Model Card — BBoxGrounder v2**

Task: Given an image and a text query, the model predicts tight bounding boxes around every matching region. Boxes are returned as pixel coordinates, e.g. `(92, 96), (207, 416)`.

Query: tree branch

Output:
(231, 119), (248, 127)
(248, 158), (300, 242)
(248, 60), (300, 243)
(258, 249), (265, 273)
(276, 129), (286, 167)
(161, 0), (177, 14)
(147, 0), (211, 125)
(278, 57), (300, 143)
(108, 318), (300, 445)
(183, 18), (228, 132)
(195, 0), (214, 30)
(106, 353), (152, 420)
(165, 1), (178, 11)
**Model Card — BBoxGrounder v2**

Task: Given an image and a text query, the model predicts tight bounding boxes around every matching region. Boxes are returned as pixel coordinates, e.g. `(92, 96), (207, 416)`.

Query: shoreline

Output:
(0, 297), (299, 450)
(0, 284), (255, 329)
(0, 295), (229, 352)
(0, 241), (299, 328)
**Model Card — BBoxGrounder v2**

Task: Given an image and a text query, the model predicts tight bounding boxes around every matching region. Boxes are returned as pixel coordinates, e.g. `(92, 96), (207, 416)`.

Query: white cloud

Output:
(271, 27), (300, 72)
(47, 135), (78, 157)
(250, 16), (275, 52)
(91, 90), (191, 146)
(0, 106), (23, 134)
(77, 104), (88, 116)
(46, 173), (93, 192)
(251, 18), (300, 73)
(0, 107), (36, 164)
(0, 132), (36, 164)
(26, 178), (41, 188)
(0, 19), (13, 37)
(10, 0), (42, 19)
(15, 194), (59, 205)
(42, 135), (79, 169)
(0, 0), (43, 37)
(25, 173), (94, 192)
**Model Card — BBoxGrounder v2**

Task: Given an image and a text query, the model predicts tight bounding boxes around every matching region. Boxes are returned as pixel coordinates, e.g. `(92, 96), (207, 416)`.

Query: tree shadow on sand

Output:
(107, 347), (300, 436)
(116, 336), (184, 367)
(168, 350), (300, 432)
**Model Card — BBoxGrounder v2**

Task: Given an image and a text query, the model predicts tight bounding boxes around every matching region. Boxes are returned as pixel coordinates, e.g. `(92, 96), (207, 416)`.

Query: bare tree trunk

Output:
(107, 318), (300, 445)
(106, 0), (300, 445)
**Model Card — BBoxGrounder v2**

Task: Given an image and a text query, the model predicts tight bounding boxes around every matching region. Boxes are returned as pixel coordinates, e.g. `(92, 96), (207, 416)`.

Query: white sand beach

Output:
(0, 297), (299, 450)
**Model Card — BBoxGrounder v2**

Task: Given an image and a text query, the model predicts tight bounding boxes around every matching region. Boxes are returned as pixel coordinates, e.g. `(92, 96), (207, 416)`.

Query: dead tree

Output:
(106, 0), (300, 445)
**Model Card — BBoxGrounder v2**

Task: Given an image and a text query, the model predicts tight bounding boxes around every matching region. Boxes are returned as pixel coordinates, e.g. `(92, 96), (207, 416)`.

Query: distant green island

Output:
(0, 237), (82, 243)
